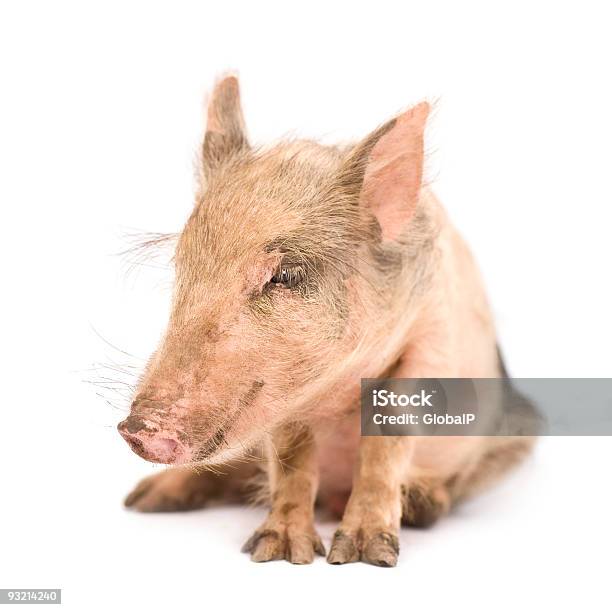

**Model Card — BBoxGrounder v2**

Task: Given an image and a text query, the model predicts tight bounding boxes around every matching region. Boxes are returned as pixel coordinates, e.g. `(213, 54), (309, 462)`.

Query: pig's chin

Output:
(192, 424), (262, 466)
(147, 440), (193, 465)
(192, 430), (241, 465)
(122, 434), (195, 465)
(195, 441), (250, 466)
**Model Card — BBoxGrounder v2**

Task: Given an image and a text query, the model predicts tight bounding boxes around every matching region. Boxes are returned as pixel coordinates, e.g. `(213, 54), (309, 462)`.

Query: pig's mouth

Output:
(194, 423), (229, 461)
(118, 380), (265, 465)
(117, 417), (191, 464)
(125, 435), (183, 464)
(192, 379), (266, 462)
(118, 415), (227, 465)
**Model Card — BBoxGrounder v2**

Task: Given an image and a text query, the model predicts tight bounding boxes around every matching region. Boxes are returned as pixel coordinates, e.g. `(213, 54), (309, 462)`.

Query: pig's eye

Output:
(270, 265), (304, 289)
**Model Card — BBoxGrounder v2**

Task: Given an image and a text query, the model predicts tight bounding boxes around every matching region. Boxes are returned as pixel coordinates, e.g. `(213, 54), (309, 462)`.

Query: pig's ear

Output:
(338, 102), (429, 241)
(202, 75), (249, 175)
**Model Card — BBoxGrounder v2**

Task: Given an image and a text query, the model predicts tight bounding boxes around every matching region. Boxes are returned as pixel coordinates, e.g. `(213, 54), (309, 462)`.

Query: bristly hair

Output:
(119, 230), (178, 279)
(84, 332), (143, 415)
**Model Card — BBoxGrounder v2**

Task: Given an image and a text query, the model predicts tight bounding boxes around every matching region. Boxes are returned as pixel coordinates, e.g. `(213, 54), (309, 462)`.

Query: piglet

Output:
(118, 76), (535, 566)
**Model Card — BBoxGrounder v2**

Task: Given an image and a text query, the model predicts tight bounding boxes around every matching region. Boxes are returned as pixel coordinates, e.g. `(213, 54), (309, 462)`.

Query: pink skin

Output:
(364, 102), (428, 240)
(117, 418), (189, 464)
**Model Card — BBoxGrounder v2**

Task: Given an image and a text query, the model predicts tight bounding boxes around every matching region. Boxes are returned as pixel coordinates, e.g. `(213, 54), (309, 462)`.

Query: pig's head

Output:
(118, 76), (432, 465)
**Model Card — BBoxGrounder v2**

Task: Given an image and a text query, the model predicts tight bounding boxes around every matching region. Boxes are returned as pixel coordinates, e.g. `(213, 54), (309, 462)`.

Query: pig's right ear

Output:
(336, 102), (429, 241)
(201, 75), (250, 178)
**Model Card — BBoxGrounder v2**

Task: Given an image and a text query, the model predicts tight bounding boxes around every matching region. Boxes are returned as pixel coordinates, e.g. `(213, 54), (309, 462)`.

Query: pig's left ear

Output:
(202, 75), (250, 177)
(338, 102), (429, 241)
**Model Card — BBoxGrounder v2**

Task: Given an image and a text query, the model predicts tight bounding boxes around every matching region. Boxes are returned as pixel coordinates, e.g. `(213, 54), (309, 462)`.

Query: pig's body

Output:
(119, 76), (535, 566)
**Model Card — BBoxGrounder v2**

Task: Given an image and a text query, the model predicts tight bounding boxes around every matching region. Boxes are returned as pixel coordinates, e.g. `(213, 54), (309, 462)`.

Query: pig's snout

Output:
(117, 415), (188, 464)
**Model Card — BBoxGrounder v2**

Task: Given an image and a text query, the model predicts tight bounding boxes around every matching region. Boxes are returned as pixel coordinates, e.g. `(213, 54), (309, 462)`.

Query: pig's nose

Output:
(117, 415), (187, 464)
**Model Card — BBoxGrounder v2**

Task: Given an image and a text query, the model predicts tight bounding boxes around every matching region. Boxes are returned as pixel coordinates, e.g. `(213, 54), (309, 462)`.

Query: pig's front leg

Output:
(242, 423), (325, 564)
(328, 436), (412, 567)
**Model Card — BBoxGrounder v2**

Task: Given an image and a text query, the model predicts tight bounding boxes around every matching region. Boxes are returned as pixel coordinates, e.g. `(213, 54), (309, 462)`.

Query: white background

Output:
(1, 1), (611, 608)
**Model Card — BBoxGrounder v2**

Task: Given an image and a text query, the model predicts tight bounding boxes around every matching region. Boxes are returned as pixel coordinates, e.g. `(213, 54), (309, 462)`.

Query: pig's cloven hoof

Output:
(401, 483), (450, 528)
(124, 470), (211, 512)
(327, 529), (399, 567)
(242, 526), (326, 565)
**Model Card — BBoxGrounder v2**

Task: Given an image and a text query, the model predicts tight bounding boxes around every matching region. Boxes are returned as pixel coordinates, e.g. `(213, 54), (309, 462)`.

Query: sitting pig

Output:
(118, 75), (534, 567)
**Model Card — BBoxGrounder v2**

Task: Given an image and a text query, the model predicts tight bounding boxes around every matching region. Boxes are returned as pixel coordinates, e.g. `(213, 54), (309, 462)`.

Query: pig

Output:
(118, 75), (535, 567)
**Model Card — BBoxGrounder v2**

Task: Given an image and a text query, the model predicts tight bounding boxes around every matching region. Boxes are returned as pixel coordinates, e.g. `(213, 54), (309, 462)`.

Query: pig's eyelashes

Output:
(270, 264), (304, 289)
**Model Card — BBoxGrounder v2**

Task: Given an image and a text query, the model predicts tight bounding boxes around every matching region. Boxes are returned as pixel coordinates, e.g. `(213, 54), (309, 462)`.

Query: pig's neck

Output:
(296, 191), (436, 416)
(306, 187), (498, 420)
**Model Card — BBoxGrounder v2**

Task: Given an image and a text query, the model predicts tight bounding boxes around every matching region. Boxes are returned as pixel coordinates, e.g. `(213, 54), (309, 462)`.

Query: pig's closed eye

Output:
(270, 264), (304, 289)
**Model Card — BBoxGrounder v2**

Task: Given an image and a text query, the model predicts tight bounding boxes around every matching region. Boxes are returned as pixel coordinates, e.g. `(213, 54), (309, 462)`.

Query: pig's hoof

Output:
(123, 469), (210, 512)
(362, 532), (400, 567)
(327, 529), (399, 567)
(326, 530), (360, 564)
(401, 483), (450, 528)
(242, 527), (326, 565)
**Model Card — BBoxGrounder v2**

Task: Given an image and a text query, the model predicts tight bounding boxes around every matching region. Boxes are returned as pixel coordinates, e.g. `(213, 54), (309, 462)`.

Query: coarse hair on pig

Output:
(118, 75), (536, 567)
